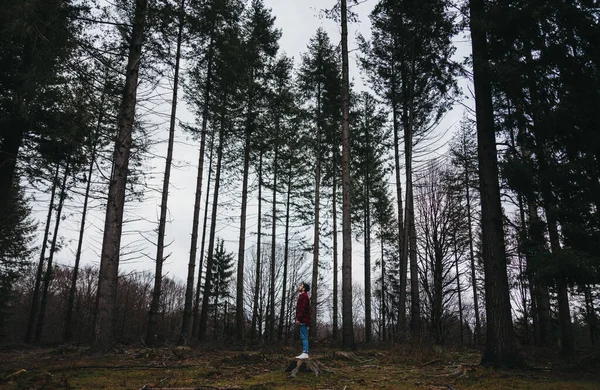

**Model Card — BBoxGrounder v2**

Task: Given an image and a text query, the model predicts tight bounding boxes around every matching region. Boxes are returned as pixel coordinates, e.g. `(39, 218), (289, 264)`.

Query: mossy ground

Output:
(0, 344), (598, 389)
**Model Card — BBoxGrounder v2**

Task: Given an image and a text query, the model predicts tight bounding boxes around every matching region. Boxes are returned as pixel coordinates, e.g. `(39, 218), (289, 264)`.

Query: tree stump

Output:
(285, 358), (322, 378)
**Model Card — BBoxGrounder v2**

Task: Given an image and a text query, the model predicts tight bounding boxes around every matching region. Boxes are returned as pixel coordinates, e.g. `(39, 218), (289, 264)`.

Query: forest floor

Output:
(0, 343), (599, 389)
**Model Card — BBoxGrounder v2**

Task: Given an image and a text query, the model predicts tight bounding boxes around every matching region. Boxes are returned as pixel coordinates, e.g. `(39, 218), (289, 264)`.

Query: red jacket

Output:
(296, 291), (311, 326)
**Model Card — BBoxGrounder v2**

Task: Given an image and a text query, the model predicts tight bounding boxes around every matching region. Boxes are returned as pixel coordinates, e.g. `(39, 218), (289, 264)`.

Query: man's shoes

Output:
(295, 352), (309, 359)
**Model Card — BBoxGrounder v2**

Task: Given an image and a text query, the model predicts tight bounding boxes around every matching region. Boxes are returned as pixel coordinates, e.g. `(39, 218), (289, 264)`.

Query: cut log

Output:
(333, 351), (364, 361)
(419, 359), (442, 367)
(285, 359), (329, 378)
(439, 363), (483, 377)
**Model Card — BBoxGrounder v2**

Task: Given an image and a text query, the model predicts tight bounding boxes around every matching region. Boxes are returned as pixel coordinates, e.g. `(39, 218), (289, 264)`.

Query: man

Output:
(295, 281), (311, 359)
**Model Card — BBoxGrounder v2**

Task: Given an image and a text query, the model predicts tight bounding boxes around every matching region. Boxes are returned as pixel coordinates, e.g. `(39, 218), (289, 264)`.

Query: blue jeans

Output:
(299, 324), (309, 353)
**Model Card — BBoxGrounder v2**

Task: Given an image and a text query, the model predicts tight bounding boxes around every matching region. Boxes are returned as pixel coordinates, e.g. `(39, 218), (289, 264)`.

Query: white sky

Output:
(36, 0), (474, 305)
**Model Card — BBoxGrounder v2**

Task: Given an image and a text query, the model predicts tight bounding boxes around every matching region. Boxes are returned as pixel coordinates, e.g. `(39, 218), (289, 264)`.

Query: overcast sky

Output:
(265, 0), (374, 86)
(42, 0), (473, 294)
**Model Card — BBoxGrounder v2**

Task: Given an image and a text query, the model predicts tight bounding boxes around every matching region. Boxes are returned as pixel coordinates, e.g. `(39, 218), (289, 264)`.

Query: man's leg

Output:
(300, 324), (309, 353)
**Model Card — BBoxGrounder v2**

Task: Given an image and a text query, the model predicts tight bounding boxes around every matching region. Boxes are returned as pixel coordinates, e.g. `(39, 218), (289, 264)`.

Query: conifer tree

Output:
(340, 0), (355, 350)
(468, 0), (523, 367)
(487, 0), (600, 355)
(147, 0), (187, 347)
(210, 239), (235, 338)
(198, 7), (244, 340)
(0, 0), (81, 221)
(449, 117), (482, 343)
(360, 0), (458, 336)
(0, 182), (36, 339)
(237, 0), (281, 341)
(297, 28), (342, 338)
(183, 0), (244, 341)
(350, 91), (391, 343)
(261, 55), (301, 341)
(94, 0), (150, 353)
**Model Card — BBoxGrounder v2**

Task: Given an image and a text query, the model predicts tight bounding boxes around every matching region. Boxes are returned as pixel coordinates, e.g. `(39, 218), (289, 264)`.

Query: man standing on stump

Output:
(295, 282), (311, 359)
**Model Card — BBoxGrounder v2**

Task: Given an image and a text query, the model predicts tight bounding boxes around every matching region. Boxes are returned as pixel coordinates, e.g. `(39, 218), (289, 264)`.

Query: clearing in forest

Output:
(0, 345), (598, 389)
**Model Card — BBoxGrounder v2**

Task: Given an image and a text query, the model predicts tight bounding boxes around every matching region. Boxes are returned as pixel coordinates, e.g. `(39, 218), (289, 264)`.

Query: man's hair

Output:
(302, 282), (310, 292)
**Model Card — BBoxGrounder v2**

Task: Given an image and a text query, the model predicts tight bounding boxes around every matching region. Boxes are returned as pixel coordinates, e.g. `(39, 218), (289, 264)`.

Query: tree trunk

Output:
(332, 168), (339, 341)
(286, 248), (298, 337)
(524, 43), (572, 353)
(236, 108), (253, 341)
(465, 154), (481, 344)
(527, 200), (553, 346)
(64, 73), (109, 342)
(433, 243), (443, 344)
(198, 103), (226, 341)
(380, 232), (386, 342)
(508, 120), (531, 345)
(278, 162), (293, 341)
(64, 142), (97, 342)
(192, 130), (215, 340)
(258, 285), (264, 337)
(310, 106), (321, 340)
(516, 207), (530, 344)
(364, 103), (372, 344)
(149, 0), (185, 347)
(409, 207), (420, 335)
(237, 63), (260, 341)
(188, 32), (215, 342)
(340, 0), (355, 350)
(404, 170), (420, 335)
(268, 146), (278, 342)
(35, 162), (69, 343)
(454, 230), (464, 344)
(535, 141), (574, 356)
(555, 264), (573, 355)
(120, 281), (131, 339)
(513, 162), (538, 345)
(584, 285), (598, 346)
(545, 197), (573, 355)
(516, 118), (551, 347)
(401, 46), (420, 338)
(529, 275), (540, 345)
(251, 153), (263, 338)
(469, 0), (523, 367)
(391, 64), (406, 339)
(92, 255), (103, 340)
(93, 0), (148, 353)
(363, 201), (372, 343)
(213, 289), (219, 339)
(25, 163), (59, 342)
(265, 282), (271, 341)
(93, 156), (120, 341)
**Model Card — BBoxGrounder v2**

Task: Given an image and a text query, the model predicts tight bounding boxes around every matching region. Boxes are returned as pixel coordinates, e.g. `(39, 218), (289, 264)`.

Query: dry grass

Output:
(0, 344), (598, 389)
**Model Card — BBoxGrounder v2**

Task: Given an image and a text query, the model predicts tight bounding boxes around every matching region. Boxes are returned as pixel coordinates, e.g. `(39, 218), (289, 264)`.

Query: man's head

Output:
(298, 282), (310, 293)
